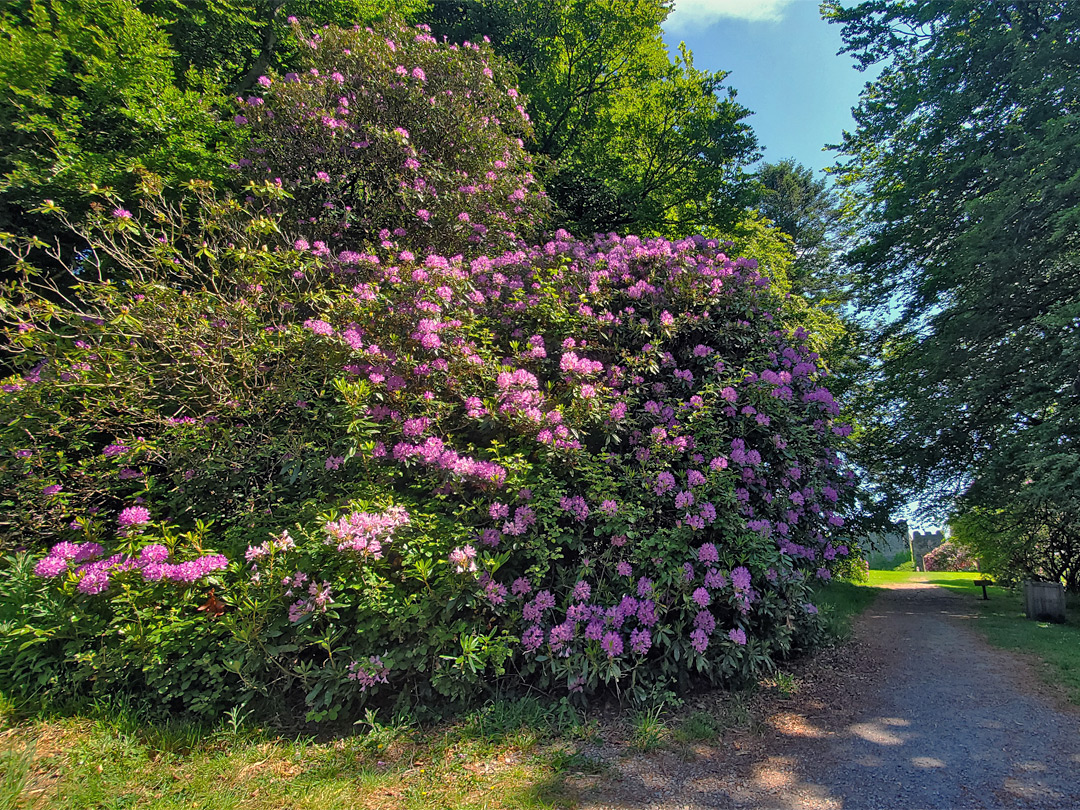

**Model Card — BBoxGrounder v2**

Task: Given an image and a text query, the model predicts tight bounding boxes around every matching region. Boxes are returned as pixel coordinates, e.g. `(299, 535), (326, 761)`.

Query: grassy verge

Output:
(0, 686), (789, 810)
(867, 569), (1080, 706)
(812, 578), (882, 641)
(0, 696), (588, 810)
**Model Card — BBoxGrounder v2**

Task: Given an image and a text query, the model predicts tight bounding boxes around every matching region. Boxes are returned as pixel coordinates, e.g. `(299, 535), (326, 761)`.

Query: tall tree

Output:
(427, 0), (759, 237)
(754, 159), (849, 304)
(140, 0), (426, 94)
(0, 0), (423, 255)
(825, 2), (1080, 524)
(0, 0), (231, 249)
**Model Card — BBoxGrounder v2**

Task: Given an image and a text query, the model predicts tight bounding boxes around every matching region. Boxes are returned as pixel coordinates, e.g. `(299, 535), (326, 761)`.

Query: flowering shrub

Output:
(0, 21), (855, 720)
(922, 541), (975, 572)
(236, 18), (546, 257)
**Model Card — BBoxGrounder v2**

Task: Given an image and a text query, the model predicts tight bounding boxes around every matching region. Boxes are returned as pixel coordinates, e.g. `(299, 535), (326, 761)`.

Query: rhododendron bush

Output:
(921, 541), (975, 573)
(0, 21), (855, 721)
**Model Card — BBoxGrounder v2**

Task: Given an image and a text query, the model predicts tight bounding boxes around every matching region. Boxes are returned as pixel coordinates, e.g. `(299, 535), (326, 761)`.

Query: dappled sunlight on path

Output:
(576, 579), (1080, 809)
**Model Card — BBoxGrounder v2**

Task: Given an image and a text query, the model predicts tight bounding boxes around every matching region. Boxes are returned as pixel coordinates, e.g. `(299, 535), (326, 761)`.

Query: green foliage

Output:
(951, 503), (1080, 590)
(427, 0), (759, 237)
(753, 159), (850, 306)
(866, 550), (912, 571)
(0, 21), (858, 722)
(826, 1), (1080, 541)
(673, 710), (721, 742)
(0, 739), (34, 809)
(141, 0), (428, 93)
(628, 703), (666, 751)
(0, 0), (234, 249)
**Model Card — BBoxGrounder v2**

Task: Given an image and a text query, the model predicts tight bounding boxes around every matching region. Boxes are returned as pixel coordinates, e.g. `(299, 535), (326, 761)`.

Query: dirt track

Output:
(573, 578), (1080, 810)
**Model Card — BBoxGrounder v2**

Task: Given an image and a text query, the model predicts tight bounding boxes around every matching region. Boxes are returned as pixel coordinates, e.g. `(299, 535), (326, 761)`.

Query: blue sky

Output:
(663, 0), (878, 177)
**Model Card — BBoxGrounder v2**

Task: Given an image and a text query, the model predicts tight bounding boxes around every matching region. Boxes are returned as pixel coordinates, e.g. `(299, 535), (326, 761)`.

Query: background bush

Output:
(921, 541), (975, 573)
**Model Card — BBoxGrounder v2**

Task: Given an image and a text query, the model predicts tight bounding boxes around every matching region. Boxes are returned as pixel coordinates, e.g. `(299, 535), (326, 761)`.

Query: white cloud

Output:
(666, 0), (797, 30)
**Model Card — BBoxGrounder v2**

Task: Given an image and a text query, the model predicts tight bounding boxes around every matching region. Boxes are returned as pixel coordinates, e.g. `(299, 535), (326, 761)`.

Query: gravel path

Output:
(573, 578), (1080, 810)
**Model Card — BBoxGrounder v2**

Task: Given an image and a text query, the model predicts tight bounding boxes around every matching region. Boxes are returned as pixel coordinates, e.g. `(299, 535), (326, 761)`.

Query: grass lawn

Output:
(0, 695), (589, 810)
(813, 579), (882, 640)
(866, 569), (1080, 706)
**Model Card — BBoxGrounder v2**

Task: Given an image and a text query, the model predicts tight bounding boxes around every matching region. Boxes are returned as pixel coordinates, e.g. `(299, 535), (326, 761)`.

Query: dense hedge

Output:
(0, 21), (855, 722)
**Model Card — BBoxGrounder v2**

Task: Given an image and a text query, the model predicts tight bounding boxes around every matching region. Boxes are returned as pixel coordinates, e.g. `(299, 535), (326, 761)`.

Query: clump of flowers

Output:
(238, 18), (546, 259)
(922, 541), (976, 572)
(33, 537), (227, 594)
(324, 507), (410, 557)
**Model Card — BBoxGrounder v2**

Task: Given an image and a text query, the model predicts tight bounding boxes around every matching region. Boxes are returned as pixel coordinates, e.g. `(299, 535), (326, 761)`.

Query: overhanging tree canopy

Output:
(827, 0), (1080, 523)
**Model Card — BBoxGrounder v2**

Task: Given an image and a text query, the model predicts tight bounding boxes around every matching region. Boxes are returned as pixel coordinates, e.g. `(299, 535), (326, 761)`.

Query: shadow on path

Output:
(577, 579), (1080, 810)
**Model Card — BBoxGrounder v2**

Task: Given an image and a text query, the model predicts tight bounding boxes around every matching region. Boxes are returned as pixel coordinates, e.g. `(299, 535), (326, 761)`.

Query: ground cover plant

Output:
(0, 19), (857, 726)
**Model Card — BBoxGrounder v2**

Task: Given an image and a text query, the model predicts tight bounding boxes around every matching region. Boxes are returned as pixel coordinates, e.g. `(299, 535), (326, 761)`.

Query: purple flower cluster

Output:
(288, 576), (333, 622)
(324, 507), (409, 557)
(348, 655), (390, 690)
(558, 495), (589, 523)
(34, 540), (227, 593)
(392, 437), (507, 487)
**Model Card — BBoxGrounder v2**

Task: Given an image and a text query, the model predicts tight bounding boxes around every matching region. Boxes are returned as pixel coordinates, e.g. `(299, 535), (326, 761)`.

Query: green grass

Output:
(812, 578), (882, 640)
(0, 696), (580, 810)
(866, 569), (976, 586)
(867, 569), (1080, 706)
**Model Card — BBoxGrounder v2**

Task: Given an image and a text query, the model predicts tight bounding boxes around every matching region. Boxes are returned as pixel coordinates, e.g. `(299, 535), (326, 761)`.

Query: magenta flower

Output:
(138, 544), (169, 565)
(616, 561), (632, 577)
(728, 627), (747, 646)
(77, 567), (111, 594)
(731, 566), (752, 591)
(522, 625), (544, 652)
(449, 545), (477, 573)
(112, 208), (132, 219)
(630, 628), (651, 655)
(118, 506), (151, 528)
(34, 556), (69, 578)
(571, 580), (591, 602)
(348, 656), (390, 690)
(690, 628), (709, 653)
(694, 610), (716, 635)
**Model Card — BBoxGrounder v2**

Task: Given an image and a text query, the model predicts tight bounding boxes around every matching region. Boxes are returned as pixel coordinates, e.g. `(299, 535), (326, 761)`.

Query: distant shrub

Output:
(867, 550), (913, 571)
(922, 541), (975, 572)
